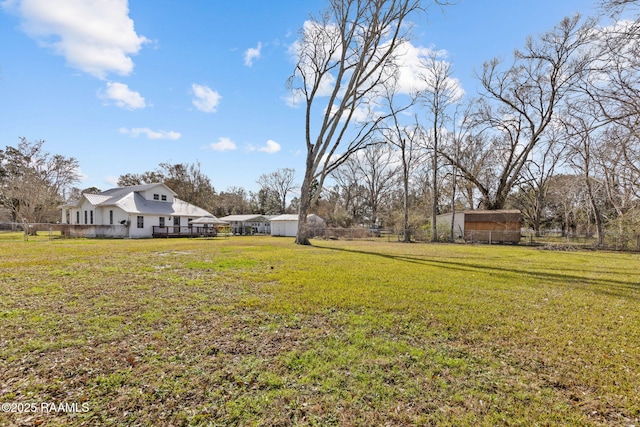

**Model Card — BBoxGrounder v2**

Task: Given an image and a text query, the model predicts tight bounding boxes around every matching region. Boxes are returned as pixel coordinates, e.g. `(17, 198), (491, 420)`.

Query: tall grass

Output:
(0, 234), (638, 426)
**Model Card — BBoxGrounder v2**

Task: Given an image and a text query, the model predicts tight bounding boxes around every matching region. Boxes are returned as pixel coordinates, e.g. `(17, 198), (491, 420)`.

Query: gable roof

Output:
(65, 183), (211, 217)
(99, 183), (177, 198)
(113, 192), (211, 216)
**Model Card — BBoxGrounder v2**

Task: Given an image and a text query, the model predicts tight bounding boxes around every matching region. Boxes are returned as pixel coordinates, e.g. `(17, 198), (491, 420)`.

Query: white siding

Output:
(436, 212), (465, 238)
(103, 207), (128, 226)
(270, 220), (298, 237)
(128, 215), (149, 238)
(141, 187), (174, 203)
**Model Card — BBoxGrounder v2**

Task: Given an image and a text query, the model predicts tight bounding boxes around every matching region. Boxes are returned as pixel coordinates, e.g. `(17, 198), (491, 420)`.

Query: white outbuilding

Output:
(269, 214), (325, 237)
(219, 214), (273, 235)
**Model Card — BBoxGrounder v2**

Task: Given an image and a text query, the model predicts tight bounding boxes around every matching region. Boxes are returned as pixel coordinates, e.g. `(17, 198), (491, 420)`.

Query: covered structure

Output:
(270, 214), (325, 237)
(219, 214), (272, 235)
(152, 215), (230, 238)
(436, 210), (521, 244)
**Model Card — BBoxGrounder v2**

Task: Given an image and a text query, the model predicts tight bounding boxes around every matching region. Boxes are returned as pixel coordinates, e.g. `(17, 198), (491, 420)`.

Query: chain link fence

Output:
(316, 226), (640, 252)
(520, 231), (640, 252)
(0, 222), (128, 239)
(5, 222), (640, 252)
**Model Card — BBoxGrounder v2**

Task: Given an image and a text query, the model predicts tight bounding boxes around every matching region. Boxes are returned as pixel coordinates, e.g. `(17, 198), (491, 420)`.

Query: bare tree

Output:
(117, 171), (165, 187)
(443, 15), (595, 210)
(545, 174), (582, 235)
(599, 0), (640, 16)
(256, 168), (298, 214)
(117, 161), (217, 213)
(356, 143), (399, 227)
(332, 143), (398, 227)
(288, 0), (444, 244)
(0, 138), (79, 223)
(511, 124), (568, 235)
(418, 51), (460, 240)
(441, 102), (474, 240)
(331, 161), (368, 226)
(562, 102), (608, 246)
(216, 187), (251, 216)
(378, 101), (423, 241)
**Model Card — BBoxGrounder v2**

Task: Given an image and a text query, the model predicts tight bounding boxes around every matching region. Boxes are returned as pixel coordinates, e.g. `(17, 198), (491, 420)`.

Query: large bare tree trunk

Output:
(295, 164), (315, 245)
(288, 0), (441, 245)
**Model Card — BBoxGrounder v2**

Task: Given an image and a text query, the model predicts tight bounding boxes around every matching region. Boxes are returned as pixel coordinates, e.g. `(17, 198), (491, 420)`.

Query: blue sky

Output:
(0, 0), (601, 194)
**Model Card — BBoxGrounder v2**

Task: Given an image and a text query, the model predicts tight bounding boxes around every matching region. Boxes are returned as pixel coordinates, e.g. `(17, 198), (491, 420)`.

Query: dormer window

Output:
(153, 194), (159, 200)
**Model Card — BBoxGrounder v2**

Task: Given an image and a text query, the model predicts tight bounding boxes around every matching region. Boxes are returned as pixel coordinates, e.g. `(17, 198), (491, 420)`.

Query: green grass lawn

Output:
(0, 233), (638, 426)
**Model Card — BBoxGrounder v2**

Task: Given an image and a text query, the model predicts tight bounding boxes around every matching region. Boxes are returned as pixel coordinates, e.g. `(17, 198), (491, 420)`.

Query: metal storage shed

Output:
(269, 214), (325, 237)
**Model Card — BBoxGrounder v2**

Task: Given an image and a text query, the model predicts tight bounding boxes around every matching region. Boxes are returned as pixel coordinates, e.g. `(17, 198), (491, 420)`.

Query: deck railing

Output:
(152, 226), (218, 238)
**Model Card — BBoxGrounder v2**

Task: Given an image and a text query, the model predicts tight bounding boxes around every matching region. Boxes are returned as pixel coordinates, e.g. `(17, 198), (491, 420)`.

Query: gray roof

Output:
(114, 192), (211, 217)
(190, 215), (229, 225)
(219, 214), (270, 222)
(100, 183), (176, 198)
(66, 183), (211, 217)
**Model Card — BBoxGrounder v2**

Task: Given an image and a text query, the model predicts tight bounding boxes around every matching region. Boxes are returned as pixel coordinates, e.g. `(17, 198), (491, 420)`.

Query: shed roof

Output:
(463, 210), (521, 223)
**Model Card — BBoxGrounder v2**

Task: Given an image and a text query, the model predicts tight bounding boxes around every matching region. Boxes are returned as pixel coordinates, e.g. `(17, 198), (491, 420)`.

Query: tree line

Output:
(0, 140), (301, 223)
(3, 0), (640, 247)
(287, 0), (640, 244)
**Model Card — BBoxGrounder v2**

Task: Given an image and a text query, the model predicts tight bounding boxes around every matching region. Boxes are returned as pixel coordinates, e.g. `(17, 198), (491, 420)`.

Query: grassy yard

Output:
(0, 233), (638, 426)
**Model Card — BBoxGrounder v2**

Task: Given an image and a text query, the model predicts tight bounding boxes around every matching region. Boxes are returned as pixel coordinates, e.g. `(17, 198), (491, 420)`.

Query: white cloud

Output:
(3, 0), (148, 79)
(119, 127), (181, 140)
(104, 175), (119, 186)
(191, 83), (222, 113)
(244, 42), (262, 66)
(75, 167), (89, 182)
(210, 137), (236, 152)
(286, 21), (340, 107)
(100, 81), (146, 109)
(394, 42), (464, 100)
(286, 21), (463, 106)
(246, 139), (282, 154)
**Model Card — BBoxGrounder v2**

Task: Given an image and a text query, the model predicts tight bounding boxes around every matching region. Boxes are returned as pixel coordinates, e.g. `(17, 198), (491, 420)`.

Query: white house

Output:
(270, 214), (325, 237)
(60, 183), (213, 238)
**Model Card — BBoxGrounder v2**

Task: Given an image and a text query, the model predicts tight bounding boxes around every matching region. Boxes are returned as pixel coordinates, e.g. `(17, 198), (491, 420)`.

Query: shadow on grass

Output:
(317, 245), (640, 301)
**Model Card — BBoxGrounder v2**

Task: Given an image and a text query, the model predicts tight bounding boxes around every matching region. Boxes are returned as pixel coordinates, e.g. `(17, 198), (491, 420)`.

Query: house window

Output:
(153, 194), (159, 200)
(173, 216), (180, 227)
(84, 211), (88, 224)
(76, 211), (80, 224)
(137, 216), (144, 228)
(161, 195), (167, 201)
(109, 210), (113, 225)
(90, 211), (94, 225)
(159, 217), (165, 227)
